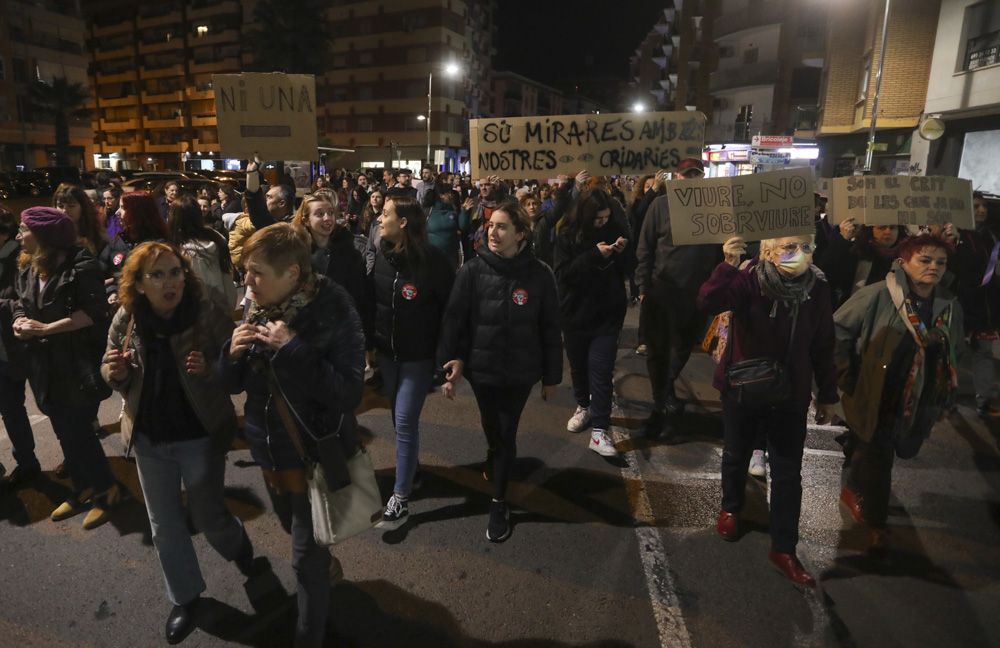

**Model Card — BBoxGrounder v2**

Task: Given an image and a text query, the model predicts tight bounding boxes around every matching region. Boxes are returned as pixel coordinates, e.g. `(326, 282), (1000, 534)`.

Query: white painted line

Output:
(29, 414), (47, 425)
(611, 408), (692, 648)
(803, 448), (845, 458)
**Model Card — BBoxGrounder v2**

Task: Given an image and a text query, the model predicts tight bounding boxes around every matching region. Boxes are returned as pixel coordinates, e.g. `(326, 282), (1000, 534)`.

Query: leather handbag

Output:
(268, 371), (381, 546)
(724, 307), (798, 406)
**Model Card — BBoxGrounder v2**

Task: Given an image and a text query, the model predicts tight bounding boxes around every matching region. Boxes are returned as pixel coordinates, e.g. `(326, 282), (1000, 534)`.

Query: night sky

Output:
(494, 1), (667, 89)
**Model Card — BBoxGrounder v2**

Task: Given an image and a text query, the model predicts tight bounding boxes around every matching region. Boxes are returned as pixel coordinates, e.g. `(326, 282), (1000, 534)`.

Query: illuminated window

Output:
(196, 25), (209, 37)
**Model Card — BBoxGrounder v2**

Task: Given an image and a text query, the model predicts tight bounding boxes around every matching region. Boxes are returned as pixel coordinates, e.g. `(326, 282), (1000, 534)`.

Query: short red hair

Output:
(898, 233), (954, 261)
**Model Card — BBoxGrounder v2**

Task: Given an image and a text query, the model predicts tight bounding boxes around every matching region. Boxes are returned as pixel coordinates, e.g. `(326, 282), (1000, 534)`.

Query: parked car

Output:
(34, 166), (81, 192)
(10, 171), (48, 196)
(0, 173), (15, 200)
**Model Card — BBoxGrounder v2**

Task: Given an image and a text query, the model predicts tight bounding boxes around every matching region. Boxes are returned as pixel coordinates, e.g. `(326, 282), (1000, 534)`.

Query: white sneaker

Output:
(567, 405), (592, 433)
(589, 429), (618, 457)
(749, 449), (766, 479)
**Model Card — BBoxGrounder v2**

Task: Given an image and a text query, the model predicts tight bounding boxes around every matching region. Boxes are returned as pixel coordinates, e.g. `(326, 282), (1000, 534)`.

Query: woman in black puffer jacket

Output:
(438, 201), (563, 543)
(554, 188), (635, 457)
(371, 196), (454, 529)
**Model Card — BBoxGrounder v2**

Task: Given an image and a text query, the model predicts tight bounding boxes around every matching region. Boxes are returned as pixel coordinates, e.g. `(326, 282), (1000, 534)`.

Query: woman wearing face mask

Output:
(371, 197), (455, 529)
(698, 234), (838, 587)
(293, 194), (371, 343)
(815, 219), (909, 309)
(834, 234), (960, 554)
(438, 201), (563, 543)
(554, 189), (634, 457)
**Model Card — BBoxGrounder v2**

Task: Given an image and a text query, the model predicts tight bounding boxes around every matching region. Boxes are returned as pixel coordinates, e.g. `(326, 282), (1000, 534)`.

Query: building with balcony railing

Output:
(0, 1), (93, 170)
(83, 0), (244, 171)
(491, 71), (569, 118)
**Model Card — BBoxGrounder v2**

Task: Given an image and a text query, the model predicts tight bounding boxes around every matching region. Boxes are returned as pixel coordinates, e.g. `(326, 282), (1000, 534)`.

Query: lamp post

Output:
(863, 0), (892, 173)
(425, 62), (461, 168)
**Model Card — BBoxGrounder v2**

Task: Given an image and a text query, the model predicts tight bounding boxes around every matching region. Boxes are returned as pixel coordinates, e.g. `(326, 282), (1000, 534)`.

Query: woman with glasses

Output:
(102, 241), (254, 644)
(698, 234), (838, 587)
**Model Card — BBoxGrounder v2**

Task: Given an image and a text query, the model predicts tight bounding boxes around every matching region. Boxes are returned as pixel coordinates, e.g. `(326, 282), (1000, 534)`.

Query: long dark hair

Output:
(121, 192), (168, 242)
(168, 195), (232, 274)
(386, 196), (430, 274)
(53, 183), (105, 254)
(560, 188), (613, 242)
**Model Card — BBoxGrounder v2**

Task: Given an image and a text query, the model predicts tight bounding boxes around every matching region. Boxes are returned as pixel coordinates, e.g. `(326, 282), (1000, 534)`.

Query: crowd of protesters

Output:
(0, 155), (997, 644)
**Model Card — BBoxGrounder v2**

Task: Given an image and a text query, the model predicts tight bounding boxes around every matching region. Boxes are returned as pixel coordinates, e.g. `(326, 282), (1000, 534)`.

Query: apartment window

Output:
(407, 47), (427, 63)
(358, 117), (373, 132)
(359, 51), (373, 65)
(196, 25), (209, 37)
(961, 2), (1000, 71)
(330, 118), (347, 132)
(857, 53), (871, 101)
(734, 104), (753, 143)
(357, 86), (373, 100)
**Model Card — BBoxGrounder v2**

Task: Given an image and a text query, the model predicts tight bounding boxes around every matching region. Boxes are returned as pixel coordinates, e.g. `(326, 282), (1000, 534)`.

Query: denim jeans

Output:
(0, 360), (39, 471)
(40, 401), (114, 496)
(720, 394), (808, 554)
(376, 354), (434, 498)
(133, 434), (244, 606)
(564, 332), (619, 430)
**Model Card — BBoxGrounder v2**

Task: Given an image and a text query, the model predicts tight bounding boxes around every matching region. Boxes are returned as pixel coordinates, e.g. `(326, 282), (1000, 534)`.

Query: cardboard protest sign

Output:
(667, 167), (815, 245)
(469, 111), (706, 179)
(829, 176), (974, 229)
(213, 73), (318, 161)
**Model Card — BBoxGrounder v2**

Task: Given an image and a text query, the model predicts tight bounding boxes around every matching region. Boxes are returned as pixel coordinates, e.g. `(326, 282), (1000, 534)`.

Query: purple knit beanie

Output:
(20, 207), (77, 249)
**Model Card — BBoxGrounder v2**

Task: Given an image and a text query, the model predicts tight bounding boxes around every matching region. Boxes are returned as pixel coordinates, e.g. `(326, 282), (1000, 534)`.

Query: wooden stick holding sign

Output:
(667, 167), (816, 245)
(469, 111), (706, 180)
(213, 72), (318, 161)
(828, 175), (974, 230)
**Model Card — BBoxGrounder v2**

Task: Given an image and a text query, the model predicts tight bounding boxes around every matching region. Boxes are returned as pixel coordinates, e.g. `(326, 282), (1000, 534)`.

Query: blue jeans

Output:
(564, 332), (619, 430)
(376, 354), (434, 498)
(40, 401), (114, 496)
(133, 434), (245, 606)
(0, 361), (38, 471)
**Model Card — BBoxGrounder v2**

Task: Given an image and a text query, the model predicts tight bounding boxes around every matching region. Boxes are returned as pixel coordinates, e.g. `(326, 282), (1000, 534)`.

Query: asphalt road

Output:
(1, 240), (999, 646)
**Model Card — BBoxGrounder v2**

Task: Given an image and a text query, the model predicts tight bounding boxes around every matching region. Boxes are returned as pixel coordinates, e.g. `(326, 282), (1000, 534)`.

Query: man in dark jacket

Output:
(636, 157), (721, 437)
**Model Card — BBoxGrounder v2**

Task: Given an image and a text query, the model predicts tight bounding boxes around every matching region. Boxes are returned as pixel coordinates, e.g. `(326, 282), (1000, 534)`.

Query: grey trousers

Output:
(972, 340), (999, 408)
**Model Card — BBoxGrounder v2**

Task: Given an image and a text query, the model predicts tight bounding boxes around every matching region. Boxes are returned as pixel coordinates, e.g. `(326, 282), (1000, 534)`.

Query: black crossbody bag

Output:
(724, 305), (798, 406)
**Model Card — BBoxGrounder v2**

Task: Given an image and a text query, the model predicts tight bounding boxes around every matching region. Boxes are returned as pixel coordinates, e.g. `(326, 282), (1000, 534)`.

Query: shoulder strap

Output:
(122, 316), (135, 351)
(267, 370), (309, 463)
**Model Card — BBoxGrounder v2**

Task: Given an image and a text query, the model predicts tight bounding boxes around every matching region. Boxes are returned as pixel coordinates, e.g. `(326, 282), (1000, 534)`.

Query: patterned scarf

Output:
(245, 273), (318, 327)
(754, 260), (821, 318)
(886, 270), (958, 430)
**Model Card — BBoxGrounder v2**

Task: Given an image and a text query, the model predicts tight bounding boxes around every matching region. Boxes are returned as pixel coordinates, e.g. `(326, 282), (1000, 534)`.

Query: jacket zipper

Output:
(391, 271), (400, 361)
(264, 393), (277, 468)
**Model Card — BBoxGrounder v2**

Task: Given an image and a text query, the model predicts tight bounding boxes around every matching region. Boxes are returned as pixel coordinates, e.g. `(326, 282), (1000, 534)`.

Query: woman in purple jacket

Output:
(697, 234), (839, 588)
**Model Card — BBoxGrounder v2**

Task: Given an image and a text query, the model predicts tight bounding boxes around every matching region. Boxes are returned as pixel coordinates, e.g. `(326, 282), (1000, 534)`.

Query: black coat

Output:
(14, 247), (110, 408)
(311, 227), (373, 344)
(953, 218), (1000, 333)
(815, 230), (904, 309)
(99, 233), (163, 297)
(554, 219), (636, 336)
(0, 240), (26, 379)
(438, 244), (563, 387)
(372, 241), (454, 361)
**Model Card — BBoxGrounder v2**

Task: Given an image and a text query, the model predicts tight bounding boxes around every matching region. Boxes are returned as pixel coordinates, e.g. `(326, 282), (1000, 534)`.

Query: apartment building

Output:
(0, 0), (92, 170)
(815, 0), (940, 177)
(910, 0), (1000, 195)
(85, 0), (243, 171)
(491, 71), (566, 118)
(317, 0), (495, 172)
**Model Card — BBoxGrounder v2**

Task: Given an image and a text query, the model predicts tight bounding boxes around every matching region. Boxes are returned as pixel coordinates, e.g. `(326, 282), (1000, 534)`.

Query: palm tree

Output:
(246, 0), (333, 75)
(26, 77), (91, 166)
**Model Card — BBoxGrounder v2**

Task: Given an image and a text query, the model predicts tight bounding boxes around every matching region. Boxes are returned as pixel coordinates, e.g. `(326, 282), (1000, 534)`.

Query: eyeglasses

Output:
(142, 267), (186, 285)
(777, 242), (816, 255)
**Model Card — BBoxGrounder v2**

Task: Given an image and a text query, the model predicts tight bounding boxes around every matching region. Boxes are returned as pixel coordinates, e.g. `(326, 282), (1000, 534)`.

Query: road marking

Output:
(611, 404), (692, 648)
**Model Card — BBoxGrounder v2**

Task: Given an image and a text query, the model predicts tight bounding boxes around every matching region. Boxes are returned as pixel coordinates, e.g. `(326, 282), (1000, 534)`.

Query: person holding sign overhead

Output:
(635, 157), (721, 438)
(698, 233), (838, 587)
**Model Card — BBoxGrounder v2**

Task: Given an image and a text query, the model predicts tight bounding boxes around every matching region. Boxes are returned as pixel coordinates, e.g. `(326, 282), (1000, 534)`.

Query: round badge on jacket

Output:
(512, 288), (528, 306)
(401, 283), (418, 300)
(113, 252), (125, 266)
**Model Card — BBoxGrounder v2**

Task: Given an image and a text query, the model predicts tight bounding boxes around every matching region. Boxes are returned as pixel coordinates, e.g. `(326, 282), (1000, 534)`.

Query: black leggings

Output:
(470, 382), (534, 500)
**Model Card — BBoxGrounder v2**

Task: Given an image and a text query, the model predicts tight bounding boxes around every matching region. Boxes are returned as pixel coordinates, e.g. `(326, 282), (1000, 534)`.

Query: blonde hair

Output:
(292, 194), (338, 234)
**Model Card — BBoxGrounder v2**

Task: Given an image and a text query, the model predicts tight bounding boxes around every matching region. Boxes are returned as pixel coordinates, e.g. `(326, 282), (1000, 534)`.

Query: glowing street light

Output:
(426, 63), (462, 166)
(632, 102), (646, 113)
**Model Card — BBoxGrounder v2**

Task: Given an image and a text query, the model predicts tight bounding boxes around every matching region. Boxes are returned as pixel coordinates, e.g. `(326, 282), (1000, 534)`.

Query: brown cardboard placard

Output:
(469, 111), (706, 180)
(667, 167), (815, 245)
(829, 175), (974, 229)
(213, 72), (318, 161)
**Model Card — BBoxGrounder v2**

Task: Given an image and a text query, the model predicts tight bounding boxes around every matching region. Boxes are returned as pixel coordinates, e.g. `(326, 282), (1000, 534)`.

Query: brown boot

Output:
(82, 483), (124, 530)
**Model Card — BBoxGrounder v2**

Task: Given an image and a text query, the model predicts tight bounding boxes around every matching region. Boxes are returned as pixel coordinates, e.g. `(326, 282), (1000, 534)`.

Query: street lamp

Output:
(426, 63), (462, 168)
(632, 102), (646, 113)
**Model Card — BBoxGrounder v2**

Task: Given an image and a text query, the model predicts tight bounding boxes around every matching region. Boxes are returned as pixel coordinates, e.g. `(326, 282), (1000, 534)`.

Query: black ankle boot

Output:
(165, 597), (199, 644)
(234, 529), (255, 577)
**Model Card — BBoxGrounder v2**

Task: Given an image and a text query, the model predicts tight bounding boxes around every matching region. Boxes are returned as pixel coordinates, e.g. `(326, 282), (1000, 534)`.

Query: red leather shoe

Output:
(839, 486), (864, 525)
(768, 551), (816, 588)
(716, 511), (739, 542)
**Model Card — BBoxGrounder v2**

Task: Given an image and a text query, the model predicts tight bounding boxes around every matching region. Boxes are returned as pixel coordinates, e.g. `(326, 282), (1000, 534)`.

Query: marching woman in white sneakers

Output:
(438, 201), (563, 542)
(553, 188), (635, 456)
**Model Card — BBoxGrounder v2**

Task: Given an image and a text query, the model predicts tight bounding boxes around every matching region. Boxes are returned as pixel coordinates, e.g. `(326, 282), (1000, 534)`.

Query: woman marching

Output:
(13, 207), (121, 528)
(371, 196), (455, 528)
(698, 234), (838, 587)
(168, 196), (237, 313)
(102, 242), (254, 644)
(553, 188), (634, 456)
(220, 223), (365, 647)
(438, 201), (562, 543)
(834, 234), (960, 554)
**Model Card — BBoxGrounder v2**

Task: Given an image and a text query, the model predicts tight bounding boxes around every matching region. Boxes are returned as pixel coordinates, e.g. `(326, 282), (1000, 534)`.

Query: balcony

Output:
(93, 21), (133, 38)
(141, 90), (185, 103)
(138, 9), (182, 29)
(189, 57), (240, 74)
(187, 0), (240, 20)
(95, 45), (134, 62)
(193, 138), (220, 153)
(192, 115), (217, 127)
(140, 64), (185, 79)
(100, 118), (140, 131)
(144, 116), (185, 129)
(139, 37), (185, 54)
(715, 0), (783, 39)
(185, 28), (239, 47)
(145, 140), (188, 153)
(710, 60), (779, 92)
(186, 87), (215, 101)
(98, 95), (139, 107)
(96, 69), (138, 84)
(101, 140), (144, 154)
